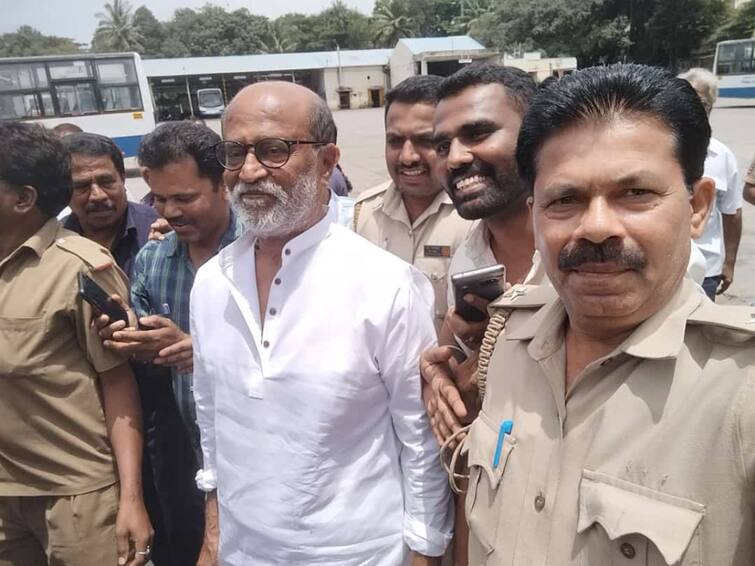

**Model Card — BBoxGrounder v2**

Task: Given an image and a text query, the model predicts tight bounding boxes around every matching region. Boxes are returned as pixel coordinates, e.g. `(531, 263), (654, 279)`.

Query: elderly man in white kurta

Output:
(189, 82), (452, 566)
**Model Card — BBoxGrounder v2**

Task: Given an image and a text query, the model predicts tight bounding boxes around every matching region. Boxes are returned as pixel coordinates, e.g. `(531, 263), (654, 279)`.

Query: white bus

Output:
(0, 52), (155, 157)
(714, 38), (755, 98)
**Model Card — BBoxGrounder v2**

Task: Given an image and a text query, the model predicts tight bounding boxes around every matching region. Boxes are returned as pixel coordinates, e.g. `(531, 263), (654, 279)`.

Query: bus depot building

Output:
(143, 35), (499, 118)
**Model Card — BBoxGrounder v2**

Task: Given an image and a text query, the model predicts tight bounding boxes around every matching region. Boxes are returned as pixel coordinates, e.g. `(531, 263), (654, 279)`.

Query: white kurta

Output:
(190, 208), (453, 566)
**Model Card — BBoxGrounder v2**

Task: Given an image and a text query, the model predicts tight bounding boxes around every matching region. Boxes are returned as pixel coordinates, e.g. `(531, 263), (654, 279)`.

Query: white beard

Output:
(230, 169), (319, 239)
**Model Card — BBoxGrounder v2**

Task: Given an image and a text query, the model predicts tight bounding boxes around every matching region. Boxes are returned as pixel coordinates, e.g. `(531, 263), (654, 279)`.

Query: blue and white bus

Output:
(714, 38), (755, 98)
(0, 52), (155, 157)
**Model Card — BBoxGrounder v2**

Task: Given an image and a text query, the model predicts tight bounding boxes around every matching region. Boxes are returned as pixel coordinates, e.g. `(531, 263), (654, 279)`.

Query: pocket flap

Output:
(464, 413), (516, 489)
(578, 469), (705, 565)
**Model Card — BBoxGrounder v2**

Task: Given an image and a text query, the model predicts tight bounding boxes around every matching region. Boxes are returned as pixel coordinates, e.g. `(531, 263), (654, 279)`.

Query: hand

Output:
(104, 315), (189, 363)
(718, 263), (734, 294)
(196, 538), (219, 566)
(154, 335), (193, 373)
(196, 493), (219, 566)
(448, 294), (491, 350)
(420, 345), (480, 447)
(115, 498), (153, 566)
(148, 218), (171, 241)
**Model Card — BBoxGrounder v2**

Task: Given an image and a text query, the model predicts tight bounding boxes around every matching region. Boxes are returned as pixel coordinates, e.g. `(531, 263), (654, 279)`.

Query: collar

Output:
(168, 207), (239, 258)
(509, 277), (703, 362)
(381, 182), (455, 228)
(219, 204), (335, 274)
(0, 217), (61, 270)
(64, 203), (137, 244)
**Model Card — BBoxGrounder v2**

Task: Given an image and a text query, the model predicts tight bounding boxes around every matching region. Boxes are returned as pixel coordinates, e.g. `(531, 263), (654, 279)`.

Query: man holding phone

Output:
(0, 122), (152, 565)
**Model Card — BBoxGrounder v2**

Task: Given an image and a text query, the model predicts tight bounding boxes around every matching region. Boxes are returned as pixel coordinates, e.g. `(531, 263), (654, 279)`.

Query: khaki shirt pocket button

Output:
(620, 542), (636, 559)
(534, 493), (545, 512)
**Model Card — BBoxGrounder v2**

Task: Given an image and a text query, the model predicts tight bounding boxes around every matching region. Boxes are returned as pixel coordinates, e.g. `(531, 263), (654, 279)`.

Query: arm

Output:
(719, 209), (742, 294)
(100, 363), (153, 566)
(196, 491), (219, 566)
(381, 268), (454, 560)
(191, 283), (219, 564)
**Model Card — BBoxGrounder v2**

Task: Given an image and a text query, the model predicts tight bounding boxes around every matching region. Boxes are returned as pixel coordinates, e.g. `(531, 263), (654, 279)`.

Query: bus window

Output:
(101, 85), (142, 111)
(716, 40), (755, 75)
(96, 58), (143, 112)
(0, 93), (43, 118)
(0, 63), (47, 91)
(48, 59), (93, 81)
(55, 83), (97, 115)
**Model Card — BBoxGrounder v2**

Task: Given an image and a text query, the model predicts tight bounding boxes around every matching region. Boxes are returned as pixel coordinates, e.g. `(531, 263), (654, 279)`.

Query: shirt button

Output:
(269, 308), (277, 316)
(620, 542), (636, 559)
(263, 340), (270, 348)
(534, 493), (545, 512)
(274, 278), (281, 285)
(284, 249), (291, 256)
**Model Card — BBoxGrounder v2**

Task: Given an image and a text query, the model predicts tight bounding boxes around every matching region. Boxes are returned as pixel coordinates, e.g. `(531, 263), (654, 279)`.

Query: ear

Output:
(317, 144), (340, 187)
(14, 185), (38, 214)
(141, 167), (151, 186)
(689, 176), (715, 239)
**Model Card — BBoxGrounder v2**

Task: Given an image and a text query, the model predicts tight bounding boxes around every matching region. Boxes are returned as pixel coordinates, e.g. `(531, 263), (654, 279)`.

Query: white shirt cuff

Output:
(403, 511), (453, 557)
(195, 468), (217, 492)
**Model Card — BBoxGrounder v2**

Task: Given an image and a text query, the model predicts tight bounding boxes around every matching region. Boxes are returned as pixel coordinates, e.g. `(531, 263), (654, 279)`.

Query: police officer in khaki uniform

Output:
(448, 64), (755, 565)
(355, 75), (471, 330)
(0, 122), (152, 566)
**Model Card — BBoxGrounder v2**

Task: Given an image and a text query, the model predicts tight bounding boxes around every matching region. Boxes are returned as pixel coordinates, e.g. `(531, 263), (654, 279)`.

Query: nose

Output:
(446, 138), (473, 171)
(574, 196), (624, 244)
(399, 140), (420, 166)
(162, 199), (180, 220)
(88, 182), (108, 202)
(237, 149), (269, 184)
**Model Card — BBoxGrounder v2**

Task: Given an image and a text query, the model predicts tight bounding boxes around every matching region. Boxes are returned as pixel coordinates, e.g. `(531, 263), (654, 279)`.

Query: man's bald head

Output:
(224, 81), (337, 144)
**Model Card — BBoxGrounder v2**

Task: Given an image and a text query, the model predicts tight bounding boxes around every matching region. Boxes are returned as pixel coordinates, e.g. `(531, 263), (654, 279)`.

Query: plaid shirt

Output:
(130, 210), (241, 454)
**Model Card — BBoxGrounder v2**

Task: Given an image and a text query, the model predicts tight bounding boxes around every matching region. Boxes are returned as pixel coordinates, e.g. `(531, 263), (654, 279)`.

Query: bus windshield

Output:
(198, 90), (223, 107)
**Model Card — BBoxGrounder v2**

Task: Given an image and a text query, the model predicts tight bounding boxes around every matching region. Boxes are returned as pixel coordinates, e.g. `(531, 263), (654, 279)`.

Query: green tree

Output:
(256, 20), (300, 54)
(162, 6), (268, 57)
(132, 6), (165, 56)
(309, 1), (373, 50)
(711, 0), (755, 44)
(93, 0), (144, 52)
(0, 26), (81, 57)
(372, 0), (419, 47)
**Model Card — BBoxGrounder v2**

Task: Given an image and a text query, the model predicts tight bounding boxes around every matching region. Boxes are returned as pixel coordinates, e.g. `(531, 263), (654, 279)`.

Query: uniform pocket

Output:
(465, 412), (517, 556)
(577, 469), (704, 565)
(0, 315), (49, 374)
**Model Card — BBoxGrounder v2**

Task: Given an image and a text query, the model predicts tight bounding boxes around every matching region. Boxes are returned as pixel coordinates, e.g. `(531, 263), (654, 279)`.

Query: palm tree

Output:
(372, 0), (417, 47)
(256, 20), (300, 54)
(93, 0), (143, 52)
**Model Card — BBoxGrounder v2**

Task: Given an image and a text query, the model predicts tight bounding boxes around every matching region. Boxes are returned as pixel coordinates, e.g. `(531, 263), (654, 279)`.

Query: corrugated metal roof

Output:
(398, 36), (485, 55)
(143, 49), (392, 78)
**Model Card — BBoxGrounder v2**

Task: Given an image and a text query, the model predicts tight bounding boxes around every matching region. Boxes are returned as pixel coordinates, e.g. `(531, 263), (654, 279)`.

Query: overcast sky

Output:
(2, 0), (377, 45)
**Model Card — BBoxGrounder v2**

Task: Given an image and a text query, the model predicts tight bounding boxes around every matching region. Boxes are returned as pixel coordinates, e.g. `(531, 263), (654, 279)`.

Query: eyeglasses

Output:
(214, 138), (328, 170)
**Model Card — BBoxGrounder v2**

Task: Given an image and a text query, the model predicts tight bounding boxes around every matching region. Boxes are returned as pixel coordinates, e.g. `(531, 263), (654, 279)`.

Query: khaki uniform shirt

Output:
(354, 181), (471, 328)
(0, 219), (128, 496)
(463, 278), (755, 566)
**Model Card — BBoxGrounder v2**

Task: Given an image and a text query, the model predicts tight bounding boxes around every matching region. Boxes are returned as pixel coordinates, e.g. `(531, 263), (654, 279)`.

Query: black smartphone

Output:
(77, 273), (130, 325)
(451, 264), (506, 322)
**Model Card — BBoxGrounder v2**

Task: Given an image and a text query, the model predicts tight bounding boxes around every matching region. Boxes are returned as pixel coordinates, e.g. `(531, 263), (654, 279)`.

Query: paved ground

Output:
(126, 103), (754, 304)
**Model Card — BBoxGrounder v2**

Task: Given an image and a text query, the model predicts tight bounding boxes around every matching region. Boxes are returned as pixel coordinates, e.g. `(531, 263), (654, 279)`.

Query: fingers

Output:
(137, 315), (173, 330)
(439, 378), (468, 423)
(717, 278), (732, 294)
(462, 293), (492, 312)
(116, 525), (129, 566)
(98, 319), (128, 340)
(448, 309), (488, 349)
(156, 339), (192, 359)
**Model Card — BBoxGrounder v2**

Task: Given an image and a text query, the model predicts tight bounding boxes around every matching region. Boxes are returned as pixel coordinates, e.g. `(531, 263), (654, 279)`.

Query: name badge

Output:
(424, 245), (451, 258)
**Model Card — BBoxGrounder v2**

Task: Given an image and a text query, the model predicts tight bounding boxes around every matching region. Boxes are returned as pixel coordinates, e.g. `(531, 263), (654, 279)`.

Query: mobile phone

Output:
(77, 273), (130, 325)
(451, 264), (506, 322)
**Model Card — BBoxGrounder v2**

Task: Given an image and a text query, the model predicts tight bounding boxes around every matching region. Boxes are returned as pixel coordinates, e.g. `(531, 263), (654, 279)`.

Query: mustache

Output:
(559, 239), (647, 270)
(234, 180), (288, 200)
(449, 159), (497, 188)
(85, 203), (115, 213)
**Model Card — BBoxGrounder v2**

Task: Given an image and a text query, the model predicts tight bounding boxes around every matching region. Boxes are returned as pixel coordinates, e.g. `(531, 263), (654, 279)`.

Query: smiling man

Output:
(453, 64), (755, 565)
(354, 75), (470, 330)
(189, 81), (452, 566)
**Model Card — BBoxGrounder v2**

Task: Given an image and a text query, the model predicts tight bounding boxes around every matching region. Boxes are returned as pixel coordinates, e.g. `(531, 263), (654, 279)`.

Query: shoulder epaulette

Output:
(489, 283), (557, 311)
(55, 235), (114, 272)
(355, 180), (392, 204)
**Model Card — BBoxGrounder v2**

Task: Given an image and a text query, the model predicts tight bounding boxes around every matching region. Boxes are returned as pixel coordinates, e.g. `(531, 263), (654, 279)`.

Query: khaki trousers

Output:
(0, 483), (119, 566)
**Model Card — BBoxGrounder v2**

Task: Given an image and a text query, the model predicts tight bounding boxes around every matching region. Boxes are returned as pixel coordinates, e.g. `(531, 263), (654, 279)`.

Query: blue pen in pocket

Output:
(493, 419), (513, 469)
